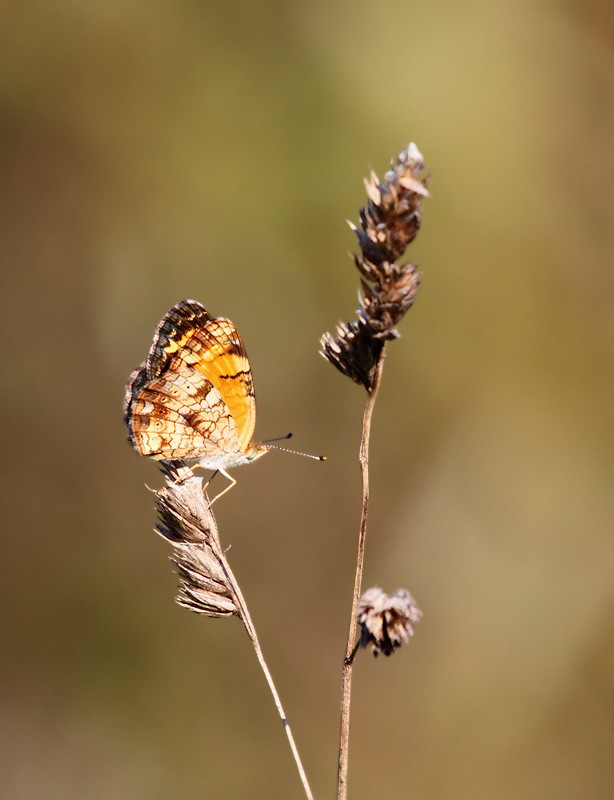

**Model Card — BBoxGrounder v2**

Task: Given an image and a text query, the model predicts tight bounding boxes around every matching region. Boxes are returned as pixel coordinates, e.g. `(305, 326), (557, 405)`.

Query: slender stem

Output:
(212, 533), (315, 800)
(337, 347), (386, 800)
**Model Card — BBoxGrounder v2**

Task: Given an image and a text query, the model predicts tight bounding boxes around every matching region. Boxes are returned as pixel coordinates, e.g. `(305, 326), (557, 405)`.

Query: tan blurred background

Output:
(1, 0), (614, 797)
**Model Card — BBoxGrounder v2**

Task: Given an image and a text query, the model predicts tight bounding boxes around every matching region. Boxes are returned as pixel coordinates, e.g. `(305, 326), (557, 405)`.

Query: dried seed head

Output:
(321, 143), (428, 390)
(320, 312), (384, 389)
(155, 464), (239, 617)
(358, 587), (422, 657)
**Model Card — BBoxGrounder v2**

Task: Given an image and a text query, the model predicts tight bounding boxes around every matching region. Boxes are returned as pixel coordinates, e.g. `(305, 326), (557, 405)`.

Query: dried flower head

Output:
(358, 587), (422, 657)
(321, 142), (428, 390)
(155, 464), (238, 617)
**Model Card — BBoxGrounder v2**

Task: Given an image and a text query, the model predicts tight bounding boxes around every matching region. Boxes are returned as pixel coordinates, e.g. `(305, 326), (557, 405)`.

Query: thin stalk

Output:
(337, 346), (386, 800)
(212, 533), (315, 800)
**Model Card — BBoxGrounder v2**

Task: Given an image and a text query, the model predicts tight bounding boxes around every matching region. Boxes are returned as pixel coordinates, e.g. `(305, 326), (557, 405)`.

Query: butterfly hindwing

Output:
(127, 367), (240, 460)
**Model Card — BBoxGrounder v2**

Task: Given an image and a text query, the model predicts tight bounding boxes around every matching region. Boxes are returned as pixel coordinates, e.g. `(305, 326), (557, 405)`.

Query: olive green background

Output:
(2, 1), (614, 798)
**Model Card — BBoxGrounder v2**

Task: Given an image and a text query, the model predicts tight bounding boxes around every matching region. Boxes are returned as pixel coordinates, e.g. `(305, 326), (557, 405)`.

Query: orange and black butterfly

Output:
(124, 300), (269, 499)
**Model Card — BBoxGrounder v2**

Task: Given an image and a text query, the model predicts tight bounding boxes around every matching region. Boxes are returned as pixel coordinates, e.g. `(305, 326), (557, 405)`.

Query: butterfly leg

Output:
(169, 463), (210, 485)
(204, 469), (237, 510)
(188, 464), (218, 492)
(202, 470), (218, 492)
(167, 462), (197, 485)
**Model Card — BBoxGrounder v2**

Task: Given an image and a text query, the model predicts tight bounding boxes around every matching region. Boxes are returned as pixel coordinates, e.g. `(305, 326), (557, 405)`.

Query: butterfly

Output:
(124, 299), (270, 503)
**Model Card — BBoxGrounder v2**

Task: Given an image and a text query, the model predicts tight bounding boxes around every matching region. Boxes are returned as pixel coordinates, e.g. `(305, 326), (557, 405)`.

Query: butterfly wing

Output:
(125, 366), (240, 460)
(187, 318), (256, 452)
(124, 300), (256, 459)
(144, 299), (214, 380)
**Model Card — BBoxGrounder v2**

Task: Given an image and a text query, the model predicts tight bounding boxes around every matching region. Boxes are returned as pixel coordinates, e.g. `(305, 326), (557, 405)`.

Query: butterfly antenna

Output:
(261, 433), (293, 443)
(268, 445), (326, 461)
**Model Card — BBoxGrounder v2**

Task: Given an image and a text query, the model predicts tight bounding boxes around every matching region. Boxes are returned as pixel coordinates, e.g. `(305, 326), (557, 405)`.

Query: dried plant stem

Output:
(337, 346), (386, 800)
(211, 530), (315, 800)
(155, 468), (314, 798)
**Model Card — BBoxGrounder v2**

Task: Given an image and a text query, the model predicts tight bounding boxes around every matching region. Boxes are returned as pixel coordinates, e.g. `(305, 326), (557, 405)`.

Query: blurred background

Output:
(1, 0), (614, 798)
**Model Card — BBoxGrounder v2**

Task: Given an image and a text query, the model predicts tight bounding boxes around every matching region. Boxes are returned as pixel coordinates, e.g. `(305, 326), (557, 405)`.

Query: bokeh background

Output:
(2, 1), (614, 798)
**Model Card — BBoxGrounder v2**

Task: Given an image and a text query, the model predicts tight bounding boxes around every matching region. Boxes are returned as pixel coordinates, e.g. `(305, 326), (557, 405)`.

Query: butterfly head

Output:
(245, 442), (271, 463)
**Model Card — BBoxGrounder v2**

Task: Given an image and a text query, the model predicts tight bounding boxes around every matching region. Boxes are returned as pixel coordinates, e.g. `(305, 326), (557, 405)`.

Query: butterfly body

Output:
(192, 444), (269, 473)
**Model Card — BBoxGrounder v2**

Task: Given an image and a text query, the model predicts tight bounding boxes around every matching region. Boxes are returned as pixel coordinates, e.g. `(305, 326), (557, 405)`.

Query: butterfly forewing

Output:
(190, 320), (256, 452)
(145, 300), (213, 380)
